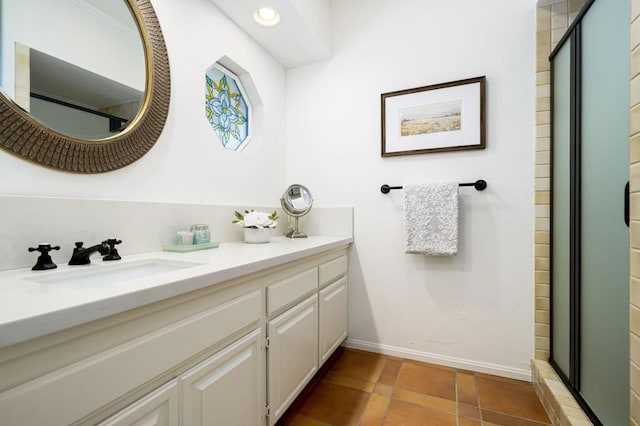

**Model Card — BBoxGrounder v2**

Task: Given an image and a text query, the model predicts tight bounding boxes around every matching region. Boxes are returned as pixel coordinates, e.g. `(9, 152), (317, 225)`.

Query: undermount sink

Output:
(24, 259), (203, 289)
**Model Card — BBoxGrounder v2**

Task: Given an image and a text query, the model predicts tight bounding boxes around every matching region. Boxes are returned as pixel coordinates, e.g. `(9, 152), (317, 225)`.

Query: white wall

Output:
(286, 0), (535, 378)
(0, 0), (287, 207)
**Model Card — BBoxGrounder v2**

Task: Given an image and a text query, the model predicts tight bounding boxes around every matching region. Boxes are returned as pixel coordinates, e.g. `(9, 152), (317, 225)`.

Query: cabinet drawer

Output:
(267, 268), (317, 316)
(319, 255), (348, 288)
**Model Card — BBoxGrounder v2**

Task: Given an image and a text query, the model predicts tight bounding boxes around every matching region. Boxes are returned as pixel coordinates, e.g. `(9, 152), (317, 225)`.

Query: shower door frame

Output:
(549, 0), (631, 423)
(549, 1), (601, 424)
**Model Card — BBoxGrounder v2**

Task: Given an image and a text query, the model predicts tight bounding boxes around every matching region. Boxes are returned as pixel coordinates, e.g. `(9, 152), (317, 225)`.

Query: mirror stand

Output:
(286, 216), (307, 239)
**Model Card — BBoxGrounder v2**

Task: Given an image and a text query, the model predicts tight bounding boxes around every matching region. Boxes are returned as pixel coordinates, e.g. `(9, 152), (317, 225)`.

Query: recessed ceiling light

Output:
(254, 7), (280, 26)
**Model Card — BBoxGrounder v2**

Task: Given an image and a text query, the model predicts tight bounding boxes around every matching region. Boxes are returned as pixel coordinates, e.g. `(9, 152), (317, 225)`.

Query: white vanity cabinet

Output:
(180, 328), (264, 426)
(267, 294), (319, 424)
(96, 328), (264, 426)
(264, 254), (349, 425)
(0, 288), (262, 426)
(0, 245), (349, 426)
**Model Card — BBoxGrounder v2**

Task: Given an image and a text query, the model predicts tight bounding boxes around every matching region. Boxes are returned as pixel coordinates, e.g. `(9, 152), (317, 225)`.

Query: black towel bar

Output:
(380, 180), (487, 194)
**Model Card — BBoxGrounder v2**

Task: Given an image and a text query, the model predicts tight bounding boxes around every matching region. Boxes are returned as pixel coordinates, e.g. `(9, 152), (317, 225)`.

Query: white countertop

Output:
(0, 236), (352, 349)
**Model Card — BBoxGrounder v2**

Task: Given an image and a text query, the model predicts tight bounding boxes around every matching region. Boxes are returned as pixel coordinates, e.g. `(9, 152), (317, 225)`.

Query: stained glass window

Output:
(205, 64), (251, 151)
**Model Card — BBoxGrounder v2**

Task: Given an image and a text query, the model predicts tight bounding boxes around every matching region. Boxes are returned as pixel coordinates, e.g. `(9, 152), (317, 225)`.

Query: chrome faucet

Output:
(68, 241), (110, 265)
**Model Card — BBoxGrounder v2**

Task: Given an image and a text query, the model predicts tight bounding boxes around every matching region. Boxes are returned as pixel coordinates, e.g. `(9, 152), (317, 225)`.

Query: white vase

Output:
(243, 227), (271, 244)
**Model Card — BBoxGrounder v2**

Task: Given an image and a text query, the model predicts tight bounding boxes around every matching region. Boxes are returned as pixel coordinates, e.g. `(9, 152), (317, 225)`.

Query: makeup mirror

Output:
(280, 184), (313, 238)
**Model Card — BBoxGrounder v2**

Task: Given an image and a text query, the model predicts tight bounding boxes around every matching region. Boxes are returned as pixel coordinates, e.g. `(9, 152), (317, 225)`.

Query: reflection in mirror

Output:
(288, 186), (311, 211)
(1, 0), (146, 140)
(281, 184), (313, 238)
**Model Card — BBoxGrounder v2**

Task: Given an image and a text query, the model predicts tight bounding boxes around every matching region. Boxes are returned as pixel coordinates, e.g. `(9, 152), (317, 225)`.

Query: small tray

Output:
(163, 241), (219, 252)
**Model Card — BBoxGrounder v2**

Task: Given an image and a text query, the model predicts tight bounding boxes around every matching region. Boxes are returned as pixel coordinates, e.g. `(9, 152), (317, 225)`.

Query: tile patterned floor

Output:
(277, 348), (552, 426)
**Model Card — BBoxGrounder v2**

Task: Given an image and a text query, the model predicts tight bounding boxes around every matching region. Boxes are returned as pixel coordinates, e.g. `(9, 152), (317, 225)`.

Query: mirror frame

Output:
(0, 0), (170, 173)
(281, 184), (313, 216)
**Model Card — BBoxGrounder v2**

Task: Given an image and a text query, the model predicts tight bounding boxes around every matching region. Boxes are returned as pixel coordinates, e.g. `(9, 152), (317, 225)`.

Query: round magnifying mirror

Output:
(280, 184), (313, 238)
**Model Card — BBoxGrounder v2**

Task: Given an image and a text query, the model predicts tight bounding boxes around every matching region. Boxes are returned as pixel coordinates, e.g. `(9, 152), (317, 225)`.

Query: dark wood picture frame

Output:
(381, 76), (486, 157)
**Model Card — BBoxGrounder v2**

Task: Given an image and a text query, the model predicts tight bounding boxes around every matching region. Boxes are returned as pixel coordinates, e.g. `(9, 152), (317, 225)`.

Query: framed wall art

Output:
(381, 76), (486, 157)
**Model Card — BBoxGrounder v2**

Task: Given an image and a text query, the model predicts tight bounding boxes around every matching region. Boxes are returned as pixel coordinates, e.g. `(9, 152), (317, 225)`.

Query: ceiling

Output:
(208, 0), (332, 68)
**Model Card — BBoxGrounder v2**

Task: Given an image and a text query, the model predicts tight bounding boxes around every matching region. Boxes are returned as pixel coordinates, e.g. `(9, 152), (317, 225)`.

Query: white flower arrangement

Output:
(233, 210), (279, 229)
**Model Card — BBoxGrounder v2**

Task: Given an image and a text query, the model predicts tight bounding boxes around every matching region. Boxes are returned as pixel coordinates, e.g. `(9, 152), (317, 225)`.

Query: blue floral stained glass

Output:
(205, 66), (250, 151)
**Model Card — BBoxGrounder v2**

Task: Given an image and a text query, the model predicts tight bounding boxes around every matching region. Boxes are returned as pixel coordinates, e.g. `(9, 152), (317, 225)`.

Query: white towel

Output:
(403, 182), (458, 255)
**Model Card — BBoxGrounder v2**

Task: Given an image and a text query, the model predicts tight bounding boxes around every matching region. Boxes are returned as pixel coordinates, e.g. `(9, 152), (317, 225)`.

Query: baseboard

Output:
(344, 338), (531, 382)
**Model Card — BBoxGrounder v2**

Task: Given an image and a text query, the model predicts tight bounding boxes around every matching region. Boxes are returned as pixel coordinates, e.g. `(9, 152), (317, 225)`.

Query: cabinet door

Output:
(180, 329), (263, 426)
(319, 277), (348, 365)
(267, 294), (318, 425)
(97, 379), (179, 426)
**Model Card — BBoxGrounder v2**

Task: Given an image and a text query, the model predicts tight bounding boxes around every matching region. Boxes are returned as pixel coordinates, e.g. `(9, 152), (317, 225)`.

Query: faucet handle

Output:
(28, 243), (60, 271)
(103, 238), (122, 261)
(28, 243), (61, 253)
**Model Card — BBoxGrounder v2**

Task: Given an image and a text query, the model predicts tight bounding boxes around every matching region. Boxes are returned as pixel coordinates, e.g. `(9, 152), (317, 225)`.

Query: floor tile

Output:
(395, 361), (456, 401)
(458, 417), (481, 426)
(403, 359), (456, 371)
(477, 376), (551, 423)
(384, 399), (457, 426)
(457, 372), (478, 405)
(296, 381), (370, 426)
(322, 371), (375, 392)
(378, 358), (402, 385)
(277, 349), (555, 426)
(373, 383), (394, 396)
(281, 413), (331, 426)
(392, 387), (457, 414)
(386, 354), (404, 361)
(458, 403), (481, 419)
(359, 393), (390, 426)
(329, 349), (386, 382)
(481, 409), (553, 426)
(476, 372), (528, 385)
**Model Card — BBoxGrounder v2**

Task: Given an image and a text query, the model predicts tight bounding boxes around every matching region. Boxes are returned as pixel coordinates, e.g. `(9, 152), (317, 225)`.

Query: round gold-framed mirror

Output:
(0, 0), (170, 173)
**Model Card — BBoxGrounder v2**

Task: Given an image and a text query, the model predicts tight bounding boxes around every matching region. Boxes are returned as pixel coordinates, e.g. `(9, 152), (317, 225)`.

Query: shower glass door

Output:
(550, 0), (629, 424)
(579, 0), (629, 423)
